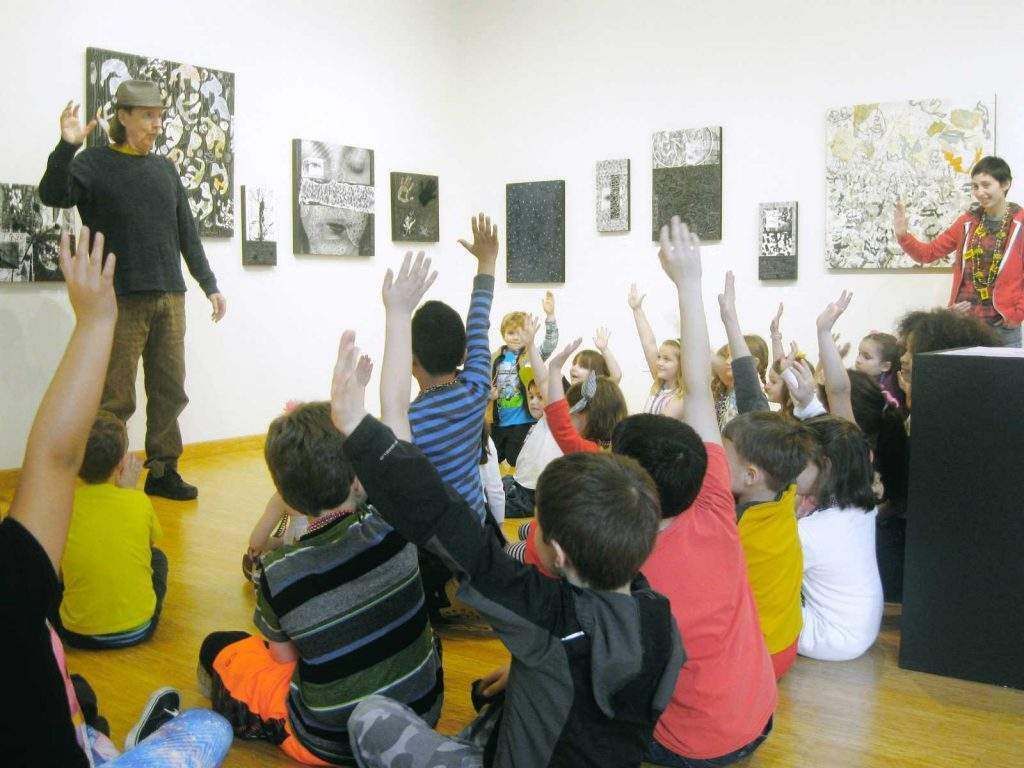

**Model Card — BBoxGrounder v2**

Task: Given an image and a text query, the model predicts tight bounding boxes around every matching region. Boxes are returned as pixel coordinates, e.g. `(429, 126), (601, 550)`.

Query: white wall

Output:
(1, 0), (1020, 468)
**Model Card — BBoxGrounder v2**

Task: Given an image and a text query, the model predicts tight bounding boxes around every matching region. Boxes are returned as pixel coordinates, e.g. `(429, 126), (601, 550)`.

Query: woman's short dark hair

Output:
(803, 416), (877, 511)
(897, 308), (1002, 353)
(971, 156), (1012, 184)
(535, 452), (660, 590)
(79, 411), (128, 483)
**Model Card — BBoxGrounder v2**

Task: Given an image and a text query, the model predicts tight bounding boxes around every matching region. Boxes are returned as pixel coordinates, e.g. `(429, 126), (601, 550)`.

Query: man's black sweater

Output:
(39, 140), (219, 297)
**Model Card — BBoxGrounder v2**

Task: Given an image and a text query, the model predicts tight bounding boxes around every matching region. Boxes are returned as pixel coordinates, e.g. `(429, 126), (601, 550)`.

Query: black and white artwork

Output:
(759, 202), (798, 280)
(506, 181), (565, 284)
(292, 139), (374, 257)
(85, 46), (235, 237)
(390, 172), (439, 242)
(652, 127), (722, 240)
(241, 186), (277, 266)
(596, 159), (630, 232)
(0, 184), (73, 283)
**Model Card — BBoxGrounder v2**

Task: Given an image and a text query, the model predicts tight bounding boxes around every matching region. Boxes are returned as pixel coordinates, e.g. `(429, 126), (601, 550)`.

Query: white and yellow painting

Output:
(825, 96), (995, 269)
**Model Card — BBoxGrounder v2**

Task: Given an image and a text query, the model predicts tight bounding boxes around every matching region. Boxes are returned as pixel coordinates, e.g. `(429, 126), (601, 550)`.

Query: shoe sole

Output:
(123, 686), (180, 751)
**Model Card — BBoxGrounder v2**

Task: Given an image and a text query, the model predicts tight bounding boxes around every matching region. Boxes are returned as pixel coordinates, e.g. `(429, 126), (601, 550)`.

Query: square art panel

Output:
(292, 139), (374, 257)
(0, 184), (73, 283)
(825, 96), (995, 269)
(596, 159), (630, 232)
(241, 185), (277, 266)
(758, 202), (798, 280)
(506, 181), (565, 284)
(85, 47), (235, 237)
(390, 172), (439, 242)
(652, 127), (722, 240)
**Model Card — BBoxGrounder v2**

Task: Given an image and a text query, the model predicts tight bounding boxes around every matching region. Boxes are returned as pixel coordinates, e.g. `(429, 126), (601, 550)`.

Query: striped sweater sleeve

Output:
(461, 274), (495, 392)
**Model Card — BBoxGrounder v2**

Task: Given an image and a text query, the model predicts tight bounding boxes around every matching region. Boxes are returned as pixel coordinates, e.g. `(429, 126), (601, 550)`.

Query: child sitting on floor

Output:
(199, 401), (443, 765)
(797, 416), (884, 661)
(57, 411), (168, 650)
(629, 283), (686, 417)
(502, 369), (562, 519)
(327, 330), (684, 768)
(712, 336), (769, 428)
(856, 331), (906, 408)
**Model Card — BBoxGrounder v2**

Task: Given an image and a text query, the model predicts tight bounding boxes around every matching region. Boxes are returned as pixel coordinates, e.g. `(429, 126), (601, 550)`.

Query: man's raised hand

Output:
(893, 201), (909, 239)
(60, 101), (99, 146)
(60, 227), (116, 326)
(457, 213), (499, 270)
(658, 216), (702, 286)
(330, 330), (373, 437)
(382, 251), (437, 314)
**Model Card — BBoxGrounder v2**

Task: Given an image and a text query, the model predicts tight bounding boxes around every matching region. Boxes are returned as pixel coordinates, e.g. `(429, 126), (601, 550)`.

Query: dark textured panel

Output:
(506, 181), (565, 284)
(652, 165), (722, 241)
(390, 172), (439, 243)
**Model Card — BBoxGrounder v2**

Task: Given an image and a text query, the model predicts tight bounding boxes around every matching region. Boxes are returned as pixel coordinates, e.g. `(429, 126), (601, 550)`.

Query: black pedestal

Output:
(899, 348), (1024, 689)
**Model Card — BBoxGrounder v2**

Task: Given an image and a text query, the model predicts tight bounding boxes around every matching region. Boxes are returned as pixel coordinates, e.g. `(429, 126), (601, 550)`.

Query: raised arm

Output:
(659, 217), (720, 444)
(539, 290), (560, 360)
(543, 339), (602, 454)
(816, 291), (855, 423)
(457, 213), (498, 390)
(380, 251), (438, 441)
(38, 102), (98, 208)
(522, 314), (549, 391)
(593, 327), (622, 383)
(893, 201), (965, 265)
(9, 228), (117, 571)
(718, 271), (769, 414)
(769, 303), (785, 364)
(628, 283), (660, 375)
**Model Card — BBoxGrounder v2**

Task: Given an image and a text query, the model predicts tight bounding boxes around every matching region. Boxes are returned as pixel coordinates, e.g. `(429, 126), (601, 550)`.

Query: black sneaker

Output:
(145, 469), (198, 501)
(124, 686), (181, 750)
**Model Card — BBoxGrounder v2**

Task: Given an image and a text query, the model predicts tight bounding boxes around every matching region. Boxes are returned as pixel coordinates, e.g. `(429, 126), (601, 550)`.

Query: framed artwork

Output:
(292, 139), (375, 257)
(240, 185), (277, 266)
(85, 46), (235, 237)
(652, 127), (722, 240)
(825, 96), (995, 269)
(0, 184), (73, 283)
(506, 180), (565, 284)
(759, 202), (798, 280)
(390, 172), (439, 242)
(596, 159), (630, 232)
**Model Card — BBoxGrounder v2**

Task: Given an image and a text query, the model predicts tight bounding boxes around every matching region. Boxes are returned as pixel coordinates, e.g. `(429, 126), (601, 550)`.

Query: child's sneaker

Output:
(123, 687), (181, 750)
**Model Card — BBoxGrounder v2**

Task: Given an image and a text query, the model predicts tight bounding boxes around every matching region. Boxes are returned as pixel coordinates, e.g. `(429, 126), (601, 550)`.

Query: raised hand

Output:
(717, 270), (737, 323)
(382, 250), (438, 314)
(893, 201), (908, 238)
(594, 326), (611, 351)
(833, 333), (851, 359)
(115, 453), (143, 489)
(770, 303), (784, 338)
(547, 337), (583, 372)
(816, 290), (852, 332)
(330, 330), (372, 437)
(783, 358), (817, 409)
(522, 313), (542, 345)
(542, 290), (555, 318)
(627, 283), (646, 310)
(60, 101), (99, 146)
(457, 213), (499, 268)
(658, 216), (702, 286)
(60, 227), (116, 326)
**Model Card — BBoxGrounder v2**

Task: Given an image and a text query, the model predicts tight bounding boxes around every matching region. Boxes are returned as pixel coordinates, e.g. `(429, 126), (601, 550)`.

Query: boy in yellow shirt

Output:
(723, 412), (818, 679)
(57, 411), (167, 648)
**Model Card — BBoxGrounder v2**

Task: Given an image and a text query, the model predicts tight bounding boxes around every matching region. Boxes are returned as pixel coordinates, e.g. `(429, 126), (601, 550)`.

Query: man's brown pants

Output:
(101, 292), (188, 478)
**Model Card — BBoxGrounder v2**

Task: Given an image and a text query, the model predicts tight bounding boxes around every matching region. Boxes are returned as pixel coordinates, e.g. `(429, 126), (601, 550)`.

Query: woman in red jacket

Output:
(894, 156), (1023, 347)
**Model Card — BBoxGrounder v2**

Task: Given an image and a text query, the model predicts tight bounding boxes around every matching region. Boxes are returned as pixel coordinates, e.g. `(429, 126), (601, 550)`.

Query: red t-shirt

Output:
(643, 444), (777, 759)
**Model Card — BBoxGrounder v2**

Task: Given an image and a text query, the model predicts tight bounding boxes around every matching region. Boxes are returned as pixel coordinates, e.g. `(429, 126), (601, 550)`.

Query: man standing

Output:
(40, 80), (227, 500)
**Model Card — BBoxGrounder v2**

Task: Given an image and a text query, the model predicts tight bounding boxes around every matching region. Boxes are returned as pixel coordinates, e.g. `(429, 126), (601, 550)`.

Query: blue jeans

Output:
(90, 709), (232, 766)
(645, 717), (772, 767)
(994, 323), (1022, 347)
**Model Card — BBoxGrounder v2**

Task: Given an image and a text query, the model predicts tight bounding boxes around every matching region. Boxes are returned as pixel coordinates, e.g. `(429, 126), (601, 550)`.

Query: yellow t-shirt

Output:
(737, 485), (803, 653)
(59, 483), (162, 635)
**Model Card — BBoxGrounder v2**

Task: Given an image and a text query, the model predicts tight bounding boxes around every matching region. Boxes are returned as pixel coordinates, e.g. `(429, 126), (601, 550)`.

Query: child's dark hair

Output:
(611, 414), (708, 518)
(722, 412), (818, 492)
(412, 300), (466, 374)
(897, 308), (1002, 353)
(79, 411), (128, 483)
(572, 349), (611, 378)
(265, 401), (354, 516)
(845, 370), (909, 507)
(535, 452), (660, 590)
(862, 332), (903, 374)
(802, 416), (877, 511)
(566, 377), (628, 445)
(971, 156), (1012, 184)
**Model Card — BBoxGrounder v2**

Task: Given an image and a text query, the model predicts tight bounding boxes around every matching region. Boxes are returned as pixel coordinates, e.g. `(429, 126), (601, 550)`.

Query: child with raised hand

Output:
(855, 331), (906, 408)
(57, 411), (167, 649)
(629, 283), (685, 417)
(490, 291), (559, 465)
(568, 326), (623, 385)
(2, 227), (231, 766)
(329, 332), (684, 768)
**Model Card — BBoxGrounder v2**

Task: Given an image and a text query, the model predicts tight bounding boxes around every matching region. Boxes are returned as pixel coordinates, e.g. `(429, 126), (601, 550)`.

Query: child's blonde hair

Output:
(650, 339), (686, 398)
(500, 311), (529, 337)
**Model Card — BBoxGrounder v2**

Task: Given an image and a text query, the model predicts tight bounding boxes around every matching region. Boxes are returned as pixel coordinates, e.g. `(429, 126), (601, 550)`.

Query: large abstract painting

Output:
(390, 172), (439, 242)
(759, 202), (798, 280)
(825, 96), (995, 269)
(292, 139), (374, 257)
(506, 181), (565, 284)
(0, 184), (73, 283)
(241, 185), (277, 266)
(85, 47), (235, 237)
(596, 159), (630, 232)
(652, 127), (722, 240)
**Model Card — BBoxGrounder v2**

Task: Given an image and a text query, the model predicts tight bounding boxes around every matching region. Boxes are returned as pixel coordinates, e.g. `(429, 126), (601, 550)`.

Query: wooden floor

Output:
(4, 446), (1023, 767)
